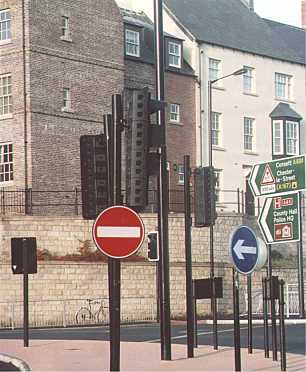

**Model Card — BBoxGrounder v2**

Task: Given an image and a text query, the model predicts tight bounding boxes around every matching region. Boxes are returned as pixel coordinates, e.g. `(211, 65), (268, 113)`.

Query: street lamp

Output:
(208, 67), (247, 350)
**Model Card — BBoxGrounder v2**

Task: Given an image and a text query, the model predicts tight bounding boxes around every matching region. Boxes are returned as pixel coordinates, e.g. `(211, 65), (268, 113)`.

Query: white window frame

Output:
(62, 88), (71, 111)
(273, 120), (283, 155)
(169, 103), (180, 123)
(61, 16), (71, 41)
(0, 73), (12, 118)
(244, 117), (255, 151)
(0, 9), (11, 44)
(243, 66), (255, 93)
(125, 29), (140, 57)
(275, 73), (292, 100)
(168, 41), (181, 68)
(178, 164), (184, 185)
(214, 169), (222, 203)
(212, 112), (221, 146)
(209, 58), (221, 82)
(286, 120), (299, 155)
(0, 142), (13, 184)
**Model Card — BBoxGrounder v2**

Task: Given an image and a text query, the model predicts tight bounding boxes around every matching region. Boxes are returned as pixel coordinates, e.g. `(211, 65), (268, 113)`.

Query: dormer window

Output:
(168, 41), (181, 68)
(125, 29), (140, 57)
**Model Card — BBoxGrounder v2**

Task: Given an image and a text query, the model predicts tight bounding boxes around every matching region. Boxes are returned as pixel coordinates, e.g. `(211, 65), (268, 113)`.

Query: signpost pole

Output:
(23, 238), (29, 348)
(268, 244), (277, 361)
(109, 94), (123, 372)
(279, 279), (287, 371)
(232, 269), (241, 372)
(247, 275), (253, 354)
(262, 277), (269, 358)
(297, 192), (305, 318)
(184, 155), (194, 357)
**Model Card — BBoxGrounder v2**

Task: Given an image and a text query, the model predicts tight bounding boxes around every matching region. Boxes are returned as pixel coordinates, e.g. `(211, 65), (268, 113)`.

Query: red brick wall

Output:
(302, 0), (306, 28)
(165, 72), (196, 191)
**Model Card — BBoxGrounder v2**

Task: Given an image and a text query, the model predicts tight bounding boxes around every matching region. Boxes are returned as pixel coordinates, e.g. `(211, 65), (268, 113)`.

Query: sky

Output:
(254, 0), (301, 27)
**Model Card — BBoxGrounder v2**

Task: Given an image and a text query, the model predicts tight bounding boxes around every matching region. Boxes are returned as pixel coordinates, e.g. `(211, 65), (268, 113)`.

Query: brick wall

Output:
(29, 0), (124, 192)
(302, 0), (306, 28)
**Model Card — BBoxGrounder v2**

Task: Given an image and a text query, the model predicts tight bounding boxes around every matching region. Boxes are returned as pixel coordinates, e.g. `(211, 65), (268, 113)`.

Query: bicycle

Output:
(75, 299), (107, 325)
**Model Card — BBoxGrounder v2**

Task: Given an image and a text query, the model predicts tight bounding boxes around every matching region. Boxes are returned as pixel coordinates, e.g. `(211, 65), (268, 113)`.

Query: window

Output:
(275, 73), (292, 100)
(62, 88), (71, 110)
(286, 121), (299, 155)
(0, 9), (11, 43)
(168, 41), (181, 68)
(178, 164), (184, 185)
(243, 66), (255, 93)
(61, 16), (70, 40)
(212, 112), (221, 146)
(214, 170), (222, 203)
(209, 58), (220, 82)
(125, 29), (140, 57)
(272, 120), (283, 155)
(169, 103), (180, 123)
(0, 74), (12, 117)
(0, 143), (13, 183)
(244, 117), (255, 151)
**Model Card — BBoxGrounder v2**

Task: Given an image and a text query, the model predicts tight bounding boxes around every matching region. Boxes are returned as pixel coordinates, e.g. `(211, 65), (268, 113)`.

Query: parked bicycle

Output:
(75, 299), (107, 325)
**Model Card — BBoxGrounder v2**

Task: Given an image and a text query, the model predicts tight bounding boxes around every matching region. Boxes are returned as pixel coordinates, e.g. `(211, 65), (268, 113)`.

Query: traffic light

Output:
(194, 166), (217, 227)
(125, 88), (150, 208)
(80, 134), (109, 220)
(147, 231), (159, 261)
(11, 237), (37, 274)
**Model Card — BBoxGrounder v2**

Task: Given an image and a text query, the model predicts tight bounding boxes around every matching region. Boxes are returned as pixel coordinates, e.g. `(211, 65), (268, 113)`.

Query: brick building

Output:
(0, 1), (195, 214)
(0, 0), (124, 212)
(122, 8), (196, 192)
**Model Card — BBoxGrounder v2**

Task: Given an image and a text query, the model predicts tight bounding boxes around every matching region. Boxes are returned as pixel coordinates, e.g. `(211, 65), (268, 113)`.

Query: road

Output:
(0, 322), (305, 355)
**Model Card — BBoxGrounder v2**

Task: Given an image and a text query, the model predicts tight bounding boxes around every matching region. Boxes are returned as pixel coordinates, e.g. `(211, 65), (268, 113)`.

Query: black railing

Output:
(0, 187), (304, 217)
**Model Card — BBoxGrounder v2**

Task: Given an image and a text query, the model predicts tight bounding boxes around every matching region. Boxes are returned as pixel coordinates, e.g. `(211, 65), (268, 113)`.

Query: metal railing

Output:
(0, 187), (304, 217)
(243, 284), (299, 318)
(0, 297), (156, 330)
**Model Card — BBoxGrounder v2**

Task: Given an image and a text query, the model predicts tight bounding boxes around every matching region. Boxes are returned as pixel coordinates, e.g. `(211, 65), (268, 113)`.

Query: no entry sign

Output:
(93, 206), (145, 259)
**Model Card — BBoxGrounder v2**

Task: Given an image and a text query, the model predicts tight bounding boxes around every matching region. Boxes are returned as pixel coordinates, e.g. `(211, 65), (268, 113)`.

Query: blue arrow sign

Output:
(229, 225), (259, 275)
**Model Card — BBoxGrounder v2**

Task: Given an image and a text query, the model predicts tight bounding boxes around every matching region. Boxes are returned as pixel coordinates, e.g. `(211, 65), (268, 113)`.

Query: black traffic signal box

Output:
(194, 166), (217, 227)
(11, 237), (37, 274)
(80, 134), (109, 220)
(147, 231), (159, 261)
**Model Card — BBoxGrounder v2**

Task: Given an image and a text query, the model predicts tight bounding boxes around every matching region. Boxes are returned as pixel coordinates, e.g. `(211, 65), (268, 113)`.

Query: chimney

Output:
(249, 0), (254, 11)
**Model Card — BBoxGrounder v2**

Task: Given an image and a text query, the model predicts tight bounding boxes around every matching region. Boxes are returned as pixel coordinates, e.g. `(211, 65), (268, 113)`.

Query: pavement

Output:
(0, 339), (305, 371)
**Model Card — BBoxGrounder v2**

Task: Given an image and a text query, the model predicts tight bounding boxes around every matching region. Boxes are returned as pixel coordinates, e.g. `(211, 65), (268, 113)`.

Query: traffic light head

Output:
(147, 231), (159, 261)
(194, 166), (217, 227)
(80, 134), (109, 220)
(125, 88), (150, 208)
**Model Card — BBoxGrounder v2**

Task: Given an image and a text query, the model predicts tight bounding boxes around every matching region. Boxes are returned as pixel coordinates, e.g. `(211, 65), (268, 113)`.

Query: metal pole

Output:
(262, 277), (269, 358)
(193, 286), (198, 348)
(232, 269), (241, 371)
(23, 238), (29, 347)
(184, 155), (194, 358)
(247, 275), (253, 354)
(279, 280), (287, 371)
(108, 94), (123, 372)
(268, 244), (277, 361)
(154, 0), (171, 360)
(208, 81), (218, 350)
(297, 192), (305, 318)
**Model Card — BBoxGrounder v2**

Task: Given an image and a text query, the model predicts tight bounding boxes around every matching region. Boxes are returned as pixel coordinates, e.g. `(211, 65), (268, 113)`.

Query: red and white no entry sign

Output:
(92, 206), (145, 259)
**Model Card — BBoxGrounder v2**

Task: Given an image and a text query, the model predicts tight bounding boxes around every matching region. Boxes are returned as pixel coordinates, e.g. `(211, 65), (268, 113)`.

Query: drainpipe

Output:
(22, 0), (29, 204)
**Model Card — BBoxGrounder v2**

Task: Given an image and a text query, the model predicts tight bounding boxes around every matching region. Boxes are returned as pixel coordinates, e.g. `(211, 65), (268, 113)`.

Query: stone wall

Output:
(0, 213), (305, 326)
(0, 261), (304, 328)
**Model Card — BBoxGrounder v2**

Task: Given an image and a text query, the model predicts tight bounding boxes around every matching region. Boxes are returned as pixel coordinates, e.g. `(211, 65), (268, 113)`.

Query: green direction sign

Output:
(249, 155), (305, 197)
(258, 192), (300, 244)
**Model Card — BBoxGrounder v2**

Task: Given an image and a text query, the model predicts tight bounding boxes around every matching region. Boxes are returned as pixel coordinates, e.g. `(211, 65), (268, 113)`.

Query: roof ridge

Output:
(263, 17), (304, 32)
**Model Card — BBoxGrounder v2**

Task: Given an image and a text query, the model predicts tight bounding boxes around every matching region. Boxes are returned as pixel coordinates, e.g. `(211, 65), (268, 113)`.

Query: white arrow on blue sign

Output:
(229, 225), (267, 275)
